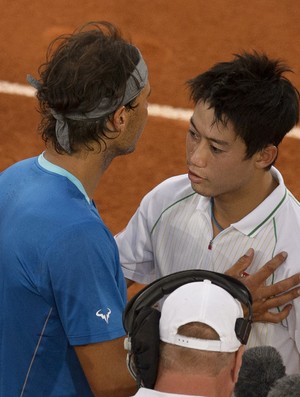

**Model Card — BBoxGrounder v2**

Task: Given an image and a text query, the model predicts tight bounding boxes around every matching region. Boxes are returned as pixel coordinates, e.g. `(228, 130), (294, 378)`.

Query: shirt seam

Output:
(248, 188), (287, 236)
(150, 192), (197, 235)
(20, 308), (53, 397)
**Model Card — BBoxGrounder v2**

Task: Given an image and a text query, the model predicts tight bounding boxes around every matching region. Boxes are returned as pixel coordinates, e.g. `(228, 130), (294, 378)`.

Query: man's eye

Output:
(189, 129), (197, 138)
(211, 145), (222, 153)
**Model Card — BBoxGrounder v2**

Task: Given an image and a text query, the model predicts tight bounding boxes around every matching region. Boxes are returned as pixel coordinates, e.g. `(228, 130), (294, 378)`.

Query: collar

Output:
(196, 167), (287, 237)
(38, 152), (91, 203)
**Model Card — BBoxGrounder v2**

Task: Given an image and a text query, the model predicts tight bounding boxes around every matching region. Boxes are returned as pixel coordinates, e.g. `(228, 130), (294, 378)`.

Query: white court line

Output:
(1, 80), (300, 138)
(0, 81), (36, 97)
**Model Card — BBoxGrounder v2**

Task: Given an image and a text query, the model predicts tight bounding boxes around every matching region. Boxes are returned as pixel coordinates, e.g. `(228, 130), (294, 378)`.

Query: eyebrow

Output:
(190, 117), (229, 147)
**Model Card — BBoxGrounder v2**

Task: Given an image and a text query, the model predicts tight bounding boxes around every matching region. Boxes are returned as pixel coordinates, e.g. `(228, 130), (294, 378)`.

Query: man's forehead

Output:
(191, 102), (239, 142)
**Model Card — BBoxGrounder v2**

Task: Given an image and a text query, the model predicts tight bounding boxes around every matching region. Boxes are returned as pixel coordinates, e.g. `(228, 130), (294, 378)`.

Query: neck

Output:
(212, 169), (278, 231)
(44, 146), (114, 198)
(154, 370), (233, 397)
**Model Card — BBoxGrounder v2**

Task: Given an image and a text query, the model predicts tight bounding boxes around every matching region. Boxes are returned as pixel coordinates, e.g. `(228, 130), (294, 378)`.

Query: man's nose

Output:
(189, 142), (208, 168)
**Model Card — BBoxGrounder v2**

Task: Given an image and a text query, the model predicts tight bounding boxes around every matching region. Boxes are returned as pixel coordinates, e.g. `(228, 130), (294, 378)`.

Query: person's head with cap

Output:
(154, 280), (246, 397)
(27, 21), (150, 156)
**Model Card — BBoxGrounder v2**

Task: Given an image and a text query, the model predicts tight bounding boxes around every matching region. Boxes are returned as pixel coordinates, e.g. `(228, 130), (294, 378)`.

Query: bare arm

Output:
(226, 249), (300, 322)
(126, 279), (146, 300)
(126, 277), (135, 288)
(74, 337), (137, 397)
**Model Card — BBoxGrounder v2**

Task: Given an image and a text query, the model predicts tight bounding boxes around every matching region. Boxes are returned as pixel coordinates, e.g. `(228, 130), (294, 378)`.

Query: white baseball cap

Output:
(159, 280), (244, 352)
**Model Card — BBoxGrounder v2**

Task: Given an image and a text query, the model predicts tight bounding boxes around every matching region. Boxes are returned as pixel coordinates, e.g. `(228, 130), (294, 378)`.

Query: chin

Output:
(124, 144), (136, 155)
(117, 146), (136, 157)
(191, 183), (211, 197)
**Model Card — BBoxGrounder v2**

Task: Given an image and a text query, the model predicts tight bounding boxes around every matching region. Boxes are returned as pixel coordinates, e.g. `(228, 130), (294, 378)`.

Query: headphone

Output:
(123, 269), (253, 389)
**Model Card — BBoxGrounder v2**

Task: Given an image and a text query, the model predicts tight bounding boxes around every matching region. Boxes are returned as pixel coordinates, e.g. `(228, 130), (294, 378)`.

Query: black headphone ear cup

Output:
(130, 306), (161, 389)
(235, 317), (252, 345)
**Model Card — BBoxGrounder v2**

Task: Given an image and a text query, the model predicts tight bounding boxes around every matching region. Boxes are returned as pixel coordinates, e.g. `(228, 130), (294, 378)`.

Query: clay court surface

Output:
(1, 1), (300, 297)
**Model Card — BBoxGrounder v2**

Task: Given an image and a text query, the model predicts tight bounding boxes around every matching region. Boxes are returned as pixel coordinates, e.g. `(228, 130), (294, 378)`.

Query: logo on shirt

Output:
(96, 308), (111, 324)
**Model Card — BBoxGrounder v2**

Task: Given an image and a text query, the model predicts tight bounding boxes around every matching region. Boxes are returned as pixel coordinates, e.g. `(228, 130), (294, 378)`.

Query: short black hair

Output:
(187, 51), (299, 159)
(36, 21), (141, 153)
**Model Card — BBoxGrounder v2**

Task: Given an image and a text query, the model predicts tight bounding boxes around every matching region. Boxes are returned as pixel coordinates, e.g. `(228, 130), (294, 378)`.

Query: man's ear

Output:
(112, 106), (127, 132)
(255, 145), (278, 169)
(232, 345), (245, 383)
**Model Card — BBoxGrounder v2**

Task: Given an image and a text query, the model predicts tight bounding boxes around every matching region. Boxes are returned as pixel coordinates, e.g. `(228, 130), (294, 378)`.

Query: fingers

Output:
(263, 289), (300, 311)
(250, 279), (300, 323)
(225, 248), (254, 278)
(224, 249), (300, 324)
(225, 250), (287, 282)
(253, 304), (293, 323)
(257, 273), (300, 300)
(245, 252), (288, 285)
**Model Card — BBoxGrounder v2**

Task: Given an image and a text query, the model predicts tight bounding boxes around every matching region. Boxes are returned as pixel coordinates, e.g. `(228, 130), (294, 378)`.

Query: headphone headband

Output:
(123, 269), (252, 333)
